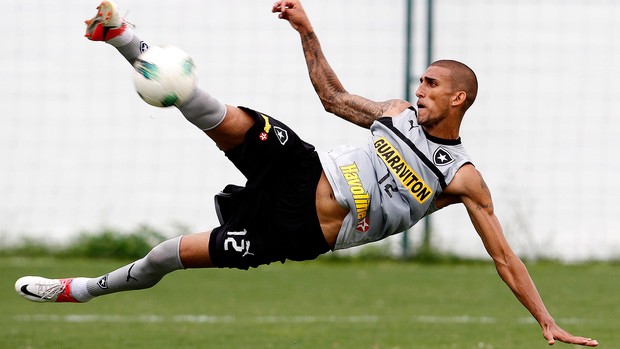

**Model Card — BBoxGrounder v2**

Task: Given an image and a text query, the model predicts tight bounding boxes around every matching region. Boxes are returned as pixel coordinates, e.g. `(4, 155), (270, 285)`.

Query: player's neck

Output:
(422, 122), (460, 141)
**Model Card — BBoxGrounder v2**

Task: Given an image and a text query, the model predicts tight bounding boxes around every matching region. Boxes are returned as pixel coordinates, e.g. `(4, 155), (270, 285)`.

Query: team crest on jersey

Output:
(433, 147), (455, 166)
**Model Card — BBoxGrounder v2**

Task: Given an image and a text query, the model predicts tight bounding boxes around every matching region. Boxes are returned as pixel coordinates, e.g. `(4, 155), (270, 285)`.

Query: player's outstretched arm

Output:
(444, 165), (598, 347)
(272, 0), (410, 128)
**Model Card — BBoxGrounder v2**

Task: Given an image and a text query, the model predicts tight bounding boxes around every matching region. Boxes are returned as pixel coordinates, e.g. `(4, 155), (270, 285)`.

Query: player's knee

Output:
(144, 236), (183, 274)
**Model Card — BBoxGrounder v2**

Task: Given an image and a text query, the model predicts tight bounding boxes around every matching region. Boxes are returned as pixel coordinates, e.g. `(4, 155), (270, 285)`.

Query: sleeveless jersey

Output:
(318, 107), (473, 250)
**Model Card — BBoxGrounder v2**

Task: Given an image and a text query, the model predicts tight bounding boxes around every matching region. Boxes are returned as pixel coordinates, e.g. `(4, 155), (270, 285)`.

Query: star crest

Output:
(274, 126), (289, 145)
(433, 147), (455, 166)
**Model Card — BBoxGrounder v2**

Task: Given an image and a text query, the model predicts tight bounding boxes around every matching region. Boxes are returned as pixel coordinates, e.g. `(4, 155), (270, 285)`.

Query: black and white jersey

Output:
(318, 107), (473, 250)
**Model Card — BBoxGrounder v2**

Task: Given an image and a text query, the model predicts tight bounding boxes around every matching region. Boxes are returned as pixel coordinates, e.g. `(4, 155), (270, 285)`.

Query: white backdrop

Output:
(1, 0), (619, 261)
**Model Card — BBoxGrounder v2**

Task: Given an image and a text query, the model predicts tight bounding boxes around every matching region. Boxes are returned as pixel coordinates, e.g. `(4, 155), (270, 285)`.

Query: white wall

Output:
(1, 0), (618, 260)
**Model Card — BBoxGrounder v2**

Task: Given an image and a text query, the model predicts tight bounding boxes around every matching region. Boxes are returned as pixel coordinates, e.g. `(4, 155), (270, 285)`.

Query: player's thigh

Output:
(179, 231), (214, 268)
(205, 105), (255, 151)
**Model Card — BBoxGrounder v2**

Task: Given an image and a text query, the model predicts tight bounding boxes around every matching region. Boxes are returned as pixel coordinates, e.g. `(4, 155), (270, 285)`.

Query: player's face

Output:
(415, 66), (454, 128)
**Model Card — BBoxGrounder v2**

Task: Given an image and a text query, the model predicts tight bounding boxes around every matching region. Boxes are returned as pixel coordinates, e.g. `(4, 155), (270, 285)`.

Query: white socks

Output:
(69, 277), (93, 302)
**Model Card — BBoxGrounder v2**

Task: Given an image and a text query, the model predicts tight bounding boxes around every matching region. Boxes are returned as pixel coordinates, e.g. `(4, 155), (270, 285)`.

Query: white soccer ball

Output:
(133, 45), (197, 107)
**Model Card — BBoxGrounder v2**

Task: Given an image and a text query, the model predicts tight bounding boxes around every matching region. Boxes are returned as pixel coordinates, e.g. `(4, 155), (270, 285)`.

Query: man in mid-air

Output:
(15, 1), (598, 346)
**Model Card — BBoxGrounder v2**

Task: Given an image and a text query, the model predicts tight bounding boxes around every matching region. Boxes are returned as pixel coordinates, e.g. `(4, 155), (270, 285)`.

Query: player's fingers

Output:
(542, 329), (555, 345)
(571, 337), (598, 347)
(544, 325), (598, 347)
(278, 2), (296, 20)
(586, 338), (599, 346)
(280, 0), (298, 12)
(554, 333), (599, 347)
(272, 1), (288, 20)
(272, 1), (288, 13)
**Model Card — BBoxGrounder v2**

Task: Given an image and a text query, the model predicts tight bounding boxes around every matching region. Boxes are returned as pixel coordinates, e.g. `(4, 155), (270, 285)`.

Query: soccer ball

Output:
(133, 45), (197, 107)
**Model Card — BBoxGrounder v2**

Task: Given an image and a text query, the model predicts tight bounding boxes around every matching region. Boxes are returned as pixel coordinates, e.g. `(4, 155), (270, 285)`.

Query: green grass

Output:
(1, 257), (617, 349)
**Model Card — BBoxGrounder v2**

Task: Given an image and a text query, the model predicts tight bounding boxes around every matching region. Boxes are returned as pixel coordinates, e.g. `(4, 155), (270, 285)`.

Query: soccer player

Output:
(15, 0), (598, 346)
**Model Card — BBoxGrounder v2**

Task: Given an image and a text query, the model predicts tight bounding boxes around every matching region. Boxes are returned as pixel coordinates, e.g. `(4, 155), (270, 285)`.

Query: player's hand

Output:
(542, 323), (598, 346)
(271, 0), (313, 34)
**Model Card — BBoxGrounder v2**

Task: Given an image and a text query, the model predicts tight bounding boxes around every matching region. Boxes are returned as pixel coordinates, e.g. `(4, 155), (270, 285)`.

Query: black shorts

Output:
(208, 107), (330, 270)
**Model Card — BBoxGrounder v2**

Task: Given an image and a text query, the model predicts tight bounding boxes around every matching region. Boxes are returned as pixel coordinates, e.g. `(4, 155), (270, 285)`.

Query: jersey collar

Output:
(423, 129), (462, 145)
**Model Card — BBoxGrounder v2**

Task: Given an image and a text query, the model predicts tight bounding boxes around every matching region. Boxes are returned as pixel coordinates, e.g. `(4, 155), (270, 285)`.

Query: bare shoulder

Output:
(443, 164), (493, 209)
(381, 99), (413, 116)
(444, 164), (485, 191)
(329, 97), (411, 128)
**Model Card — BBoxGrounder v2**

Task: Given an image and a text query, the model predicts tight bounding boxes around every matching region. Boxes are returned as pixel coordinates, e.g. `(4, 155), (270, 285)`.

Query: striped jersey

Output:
(318, 107), (473, 250)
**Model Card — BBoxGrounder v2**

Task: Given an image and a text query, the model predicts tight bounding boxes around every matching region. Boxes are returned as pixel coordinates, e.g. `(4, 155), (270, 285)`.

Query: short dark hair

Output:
(430, 60), (478, 111)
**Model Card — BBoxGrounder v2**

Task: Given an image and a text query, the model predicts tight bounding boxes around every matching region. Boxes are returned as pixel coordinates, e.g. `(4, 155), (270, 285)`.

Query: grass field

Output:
(1, 257), (617, 349)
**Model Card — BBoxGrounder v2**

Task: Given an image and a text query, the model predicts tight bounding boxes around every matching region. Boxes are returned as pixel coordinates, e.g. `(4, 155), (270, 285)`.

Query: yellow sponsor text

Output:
(339, 163), (370, 221)
(374, 137), (433, 203)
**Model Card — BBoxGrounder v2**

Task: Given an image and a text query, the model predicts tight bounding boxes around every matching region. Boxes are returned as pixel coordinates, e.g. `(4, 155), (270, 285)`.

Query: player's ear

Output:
(451, 91), (467, 107)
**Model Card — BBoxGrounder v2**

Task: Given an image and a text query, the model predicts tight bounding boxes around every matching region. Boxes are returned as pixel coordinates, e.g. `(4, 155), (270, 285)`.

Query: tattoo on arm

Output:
(300, 32), (400, 128)
(475, 172), (494, 211)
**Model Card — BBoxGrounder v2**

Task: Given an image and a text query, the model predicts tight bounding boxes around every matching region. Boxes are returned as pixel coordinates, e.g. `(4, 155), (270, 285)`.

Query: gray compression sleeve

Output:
(177, 88), (227, 131)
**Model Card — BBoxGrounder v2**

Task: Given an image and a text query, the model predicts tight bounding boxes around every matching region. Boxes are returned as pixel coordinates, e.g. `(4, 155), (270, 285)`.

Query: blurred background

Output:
(1, 0), (618, 261)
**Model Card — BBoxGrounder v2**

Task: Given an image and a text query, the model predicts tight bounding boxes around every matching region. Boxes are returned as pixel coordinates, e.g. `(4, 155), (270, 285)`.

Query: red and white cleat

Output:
(84, 1), (127, 41)
(15, 276), (80, 303)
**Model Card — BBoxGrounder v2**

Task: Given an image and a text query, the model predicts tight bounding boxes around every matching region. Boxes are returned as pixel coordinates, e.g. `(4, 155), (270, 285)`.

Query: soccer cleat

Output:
(15, 276), (80, 303)
(84, 1), (127, 41)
